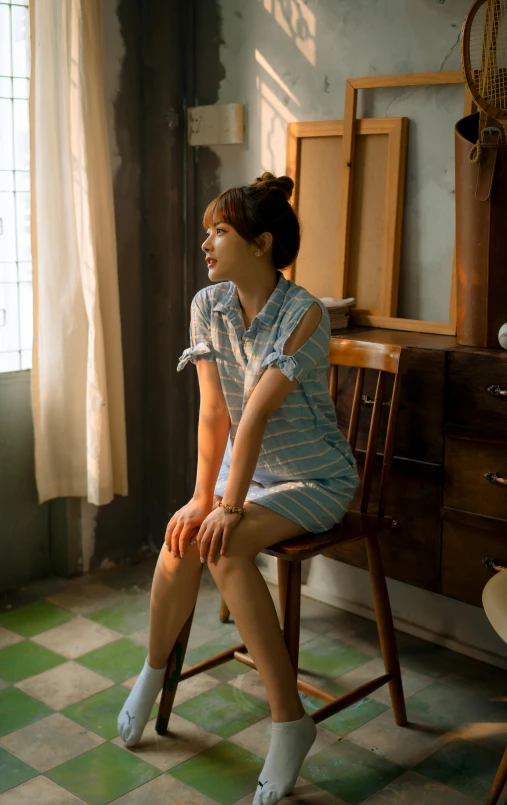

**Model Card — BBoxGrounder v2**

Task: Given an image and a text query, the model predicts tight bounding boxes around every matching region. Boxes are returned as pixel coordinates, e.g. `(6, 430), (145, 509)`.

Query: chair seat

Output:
(263, 511), (396, 561)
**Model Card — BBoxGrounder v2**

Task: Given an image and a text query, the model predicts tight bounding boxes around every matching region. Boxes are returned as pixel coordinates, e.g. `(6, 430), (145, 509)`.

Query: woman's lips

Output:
(207, 258), (217, 267)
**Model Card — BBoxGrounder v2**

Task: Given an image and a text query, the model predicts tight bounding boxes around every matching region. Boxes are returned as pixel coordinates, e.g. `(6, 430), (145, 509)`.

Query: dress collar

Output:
(212, 271), (289, 327)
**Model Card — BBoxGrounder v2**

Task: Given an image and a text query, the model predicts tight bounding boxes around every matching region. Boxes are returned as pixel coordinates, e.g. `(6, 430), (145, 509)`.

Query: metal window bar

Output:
(0, 0), (31, 373)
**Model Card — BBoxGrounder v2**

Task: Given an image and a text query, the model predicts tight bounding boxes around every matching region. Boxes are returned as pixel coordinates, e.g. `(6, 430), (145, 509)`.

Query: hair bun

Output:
(252, 172), (294, 201)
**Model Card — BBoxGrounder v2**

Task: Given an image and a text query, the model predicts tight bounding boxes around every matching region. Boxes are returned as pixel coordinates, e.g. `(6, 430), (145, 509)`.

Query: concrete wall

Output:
(192, 0), (507, 665)
(202, 0), (468, 322)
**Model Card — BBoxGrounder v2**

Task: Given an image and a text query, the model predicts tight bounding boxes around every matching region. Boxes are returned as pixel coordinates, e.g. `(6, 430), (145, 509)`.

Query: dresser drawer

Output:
(447, 350), (507, 434)
(442, 508), (507, 607)
(444, 429), (507, 520)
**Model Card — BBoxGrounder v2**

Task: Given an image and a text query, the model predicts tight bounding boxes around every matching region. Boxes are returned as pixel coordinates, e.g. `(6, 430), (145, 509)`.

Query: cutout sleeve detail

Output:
(261, 299), (329, 384)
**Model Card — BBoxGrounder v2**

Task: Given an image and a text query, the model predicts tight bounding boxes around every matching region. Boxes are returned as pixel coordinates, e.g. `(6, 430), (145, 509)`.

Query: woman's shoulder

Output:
(192, 282), (232, 310)
(282, 279), (327, 318)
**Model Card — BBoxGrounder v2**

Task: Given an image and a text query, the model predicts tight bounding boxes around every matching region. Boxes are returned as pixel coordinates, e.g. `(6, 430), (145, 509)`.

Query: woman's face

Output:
(201, 221), (258, 282)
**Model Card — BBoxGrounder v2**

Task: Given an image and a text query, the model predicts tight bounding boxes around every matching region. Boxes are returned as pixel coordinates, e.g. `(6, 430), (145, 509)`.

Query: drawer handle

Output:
(484, 471), (507, 486)
(361, 395), (391, 408)
(487, 384), (507, 398)
(482, 557), (507, 572)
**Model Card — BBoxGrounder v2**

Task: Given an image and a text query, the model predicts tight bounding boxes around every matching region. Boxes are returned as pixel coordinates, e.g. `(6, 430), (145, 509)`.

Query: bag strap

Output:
(469, 127), (503, 202)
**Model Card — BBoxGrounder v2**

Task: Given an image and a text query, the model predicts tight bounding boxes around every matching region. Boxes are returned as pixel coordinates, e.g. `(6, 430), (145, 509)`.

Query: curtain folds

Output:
(29, 0), (128, 505)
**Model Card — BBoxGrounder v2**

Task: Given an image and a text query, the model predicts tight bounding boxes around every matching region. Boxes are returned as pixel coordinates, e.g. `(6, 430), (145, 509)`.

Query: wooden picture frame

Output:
(285, 117), (408, 318)
(339, 71), (475, 335)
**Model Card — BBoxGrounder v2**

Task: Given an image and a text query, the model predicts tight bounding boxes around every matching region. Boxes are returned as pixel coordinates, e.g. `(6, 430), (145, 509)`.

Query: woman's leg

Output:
(207, 502), (306, 722)
(207, 503), (316, 805)
(148, 541), (203, 668)
(118, 542), (202, 746)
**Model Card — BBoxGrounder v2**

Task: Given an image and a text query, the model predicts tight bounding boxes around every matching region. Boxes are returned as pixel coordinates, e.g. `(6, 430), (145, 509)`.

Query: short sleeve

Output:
(261, 299), (330, 383)
(177, 288), (217, 372)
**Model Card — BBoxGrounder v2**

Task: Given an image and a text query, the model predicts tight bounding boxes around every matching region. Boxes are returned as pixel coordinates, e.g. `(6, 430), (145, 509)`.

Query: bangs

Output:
(202, 188), (252, 240)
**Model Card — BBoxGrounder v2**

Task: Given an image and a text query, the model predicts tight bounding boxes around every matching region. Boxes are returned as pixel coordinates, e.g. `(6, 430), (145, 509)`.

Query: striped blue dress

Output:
(177, 271), (359, 533)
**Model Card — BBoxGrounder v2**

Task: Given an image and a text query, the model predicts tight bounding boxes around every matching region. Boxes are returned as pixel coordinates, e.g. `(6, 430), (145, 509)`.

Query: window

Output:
(0, 0), (31, 373)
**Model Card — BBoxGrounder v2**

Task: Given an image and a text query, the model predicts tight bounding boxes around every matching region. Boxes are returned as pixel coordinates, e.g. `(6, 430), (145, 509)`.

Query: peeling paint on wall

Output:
(102, 0), (125, 179)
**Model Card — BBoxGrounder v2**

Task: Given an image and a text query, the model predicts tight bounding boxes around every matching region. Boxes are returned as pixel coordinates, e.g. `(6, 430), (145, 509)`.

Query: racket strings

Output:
(469, 0), (507, 111)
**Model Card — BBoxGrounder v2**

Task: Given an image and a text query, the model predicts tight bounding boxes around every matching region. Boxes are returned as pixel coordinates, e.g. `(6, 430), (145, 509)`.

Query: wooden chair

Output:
(156, 338), (409, 734)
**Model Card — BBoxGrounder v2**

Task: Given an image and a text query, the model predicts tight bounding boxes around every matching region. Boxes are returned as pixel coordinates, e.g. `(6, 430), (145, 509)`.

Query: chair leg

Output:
(219, 597), (230, 623)
(366, 535), (407, 726)
(282, 560), (302, 674)
(488, 745), (507, 805)
(155, 605), (195, 735)
(277, 557), (289, 625)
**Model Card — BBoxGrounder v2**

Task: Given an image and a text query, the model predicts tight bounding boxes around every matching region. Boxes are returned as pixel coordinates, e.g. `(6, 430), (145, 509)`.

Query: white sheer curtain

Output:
(29, 0), (128, 505)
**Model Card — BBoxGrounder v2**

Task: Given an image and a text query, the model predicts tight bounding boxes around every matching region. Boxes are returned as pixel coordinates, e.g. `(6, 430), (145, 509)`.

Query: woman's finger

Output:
(208, 529), (224, 564)
(170, 520), (183, 556)
(199, 526), (213, 563)
(178, 523), (198, 557)
(219, 524), (232, 557)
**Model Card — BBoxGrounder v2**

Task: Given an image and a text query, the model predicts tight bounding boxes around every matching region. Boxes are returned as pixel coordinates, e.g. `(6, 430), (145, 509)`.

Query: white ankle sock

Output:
(117, 659), (165, 747)
(253, 712), (317, 805)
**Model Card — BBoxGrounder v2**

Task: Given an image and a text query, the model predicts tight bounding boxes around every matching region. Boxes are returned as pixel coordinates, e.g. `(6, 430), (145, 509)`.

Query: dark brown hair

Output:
(203, 172), (300, 270)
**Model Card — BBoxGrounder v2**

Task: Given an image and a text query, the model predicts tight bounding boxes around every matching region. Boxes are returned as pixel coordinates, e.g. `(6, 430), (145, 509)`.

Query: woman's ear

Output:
(255, 232), (273, 255)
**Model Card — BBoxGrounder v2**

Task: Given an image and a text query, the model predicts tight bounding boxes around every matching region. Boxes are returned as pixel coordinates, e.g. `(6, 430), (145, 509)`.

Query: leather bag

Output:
(455, 113), (507, 348)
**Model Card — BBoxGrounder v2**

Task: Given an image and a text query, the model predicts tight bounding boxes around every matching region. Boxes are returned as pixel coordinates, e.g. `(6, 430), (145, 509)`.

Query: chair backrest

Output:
(328, 338), (408, 519)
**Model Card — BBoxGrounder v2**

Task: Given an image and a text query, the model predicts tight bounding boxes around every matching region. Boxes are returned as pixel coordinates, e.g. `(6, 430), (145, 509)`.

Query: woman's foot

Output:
(253, 712), (317, 804)
(117, 659), (166, 746)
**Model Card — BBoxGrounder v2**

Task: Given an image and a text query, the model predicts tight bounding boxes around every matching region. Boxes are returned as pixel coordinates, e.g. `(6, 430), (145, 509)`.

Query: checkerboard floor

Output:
(1, 554), (506, 804)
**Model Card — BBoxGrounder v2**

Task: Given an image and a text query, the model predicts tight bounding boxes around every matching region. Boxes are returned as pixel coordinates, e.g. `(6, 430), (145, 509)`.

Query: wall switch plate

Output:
(188, 103), (245, 146)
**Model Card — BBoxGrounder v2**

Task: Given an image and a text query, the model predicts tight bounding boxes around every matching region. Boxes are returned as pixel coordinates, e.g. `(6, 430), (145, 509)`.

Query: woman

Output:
(118, 173), (359, 805)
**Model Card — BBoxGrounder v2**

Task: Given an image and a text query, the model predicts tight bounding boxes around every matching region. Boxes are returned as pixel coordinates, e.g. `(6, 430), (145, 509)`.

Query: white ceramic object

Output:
(483, 571), (507, 644)
(499, 323), (507, 350)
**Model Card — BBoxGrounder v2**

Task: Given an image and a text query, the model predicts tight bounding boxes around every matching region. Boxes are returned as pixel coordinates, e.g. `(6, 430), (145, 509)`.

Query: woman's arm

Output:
(193, 359), (231, 506)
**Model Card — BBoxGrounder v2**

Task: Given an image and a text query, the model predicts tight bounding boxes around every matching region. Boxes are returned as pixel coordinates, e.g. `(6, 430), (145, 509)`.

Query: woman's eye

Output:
(216, 228), (225, 234)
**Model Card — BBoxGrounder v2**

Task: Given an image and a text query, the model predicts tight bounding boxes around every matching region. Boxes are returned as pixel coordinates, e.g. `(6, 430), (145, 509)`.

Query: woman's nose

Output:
(201, 238), (210, 252)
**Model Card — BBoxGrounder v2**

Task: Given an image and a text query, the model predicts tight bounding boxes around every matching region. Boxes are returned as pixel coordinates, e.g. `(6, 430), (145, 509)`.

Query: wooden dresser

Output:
(327, 328), (507, 608)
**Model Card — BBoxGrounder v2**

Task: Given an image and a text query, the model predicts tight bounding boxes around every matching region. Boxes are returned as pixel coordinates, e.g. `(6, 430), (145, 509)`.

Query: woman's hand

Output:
(196, 505), (243, 564)
(164, 498), (214, 558)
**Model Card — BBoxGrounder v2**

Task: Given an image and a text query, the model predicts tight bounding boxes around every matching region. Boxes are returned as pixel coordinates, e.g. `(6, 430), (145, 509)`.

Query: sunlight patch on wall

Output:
(261, 0), (316, 66)
(257, 77), (296, 174)
(255, 49), (300, 106)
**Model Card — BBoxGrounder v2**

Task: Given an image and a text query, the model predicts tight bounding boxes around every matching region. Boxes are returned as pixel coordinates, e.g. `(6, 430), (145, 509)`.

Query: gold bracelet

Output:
(218, 502), (245, 515)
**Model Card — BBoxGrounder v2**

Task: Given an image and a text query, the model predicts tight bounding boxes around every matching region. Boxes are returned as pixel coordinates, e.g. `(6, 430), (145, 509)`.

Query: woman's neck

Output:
(235, 268), (278, 329)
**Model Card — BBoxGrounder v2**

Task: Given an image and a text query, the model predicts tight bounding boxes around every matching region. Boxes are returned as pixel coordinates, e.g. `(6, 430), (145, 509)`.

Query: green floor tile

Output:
(209, 659), (251, 683)
(88, 597), (150, 634)
(0, 745), (37, 794)
(0, 640), (66, 683)
(301, 740), (404, 805)
(415, 739), (503, 800)
(0, 687), (53, 737)
(184, 634), (250, 682)
(169, 739), (262, 805)
(76, 638), (146, 683)
(184, 633), (244, 667)
(406, 680), (494, 735)
(61, 684), (156, 740)
(193, 601), (238, 634)
(0, 601), (74, 637)
(174, 682), (270, 738)
(47, 741), (160, 805)
(397, 636), (458, 679)
(298, 634), (372, 679)
(302, 681), (388, 736)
